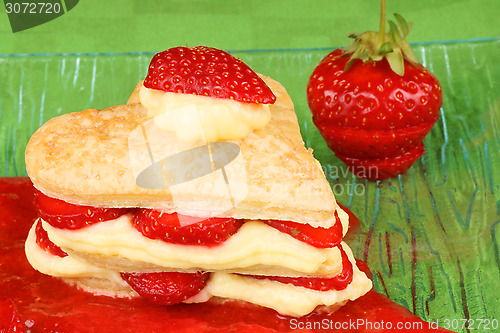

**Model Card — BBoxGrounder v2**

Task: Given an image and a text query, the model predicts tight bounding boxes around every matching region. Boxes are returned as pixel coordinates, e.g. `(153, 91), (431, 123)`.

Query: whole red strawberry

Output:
(307, 1), (442, 180)
(144, 46), (276, 104)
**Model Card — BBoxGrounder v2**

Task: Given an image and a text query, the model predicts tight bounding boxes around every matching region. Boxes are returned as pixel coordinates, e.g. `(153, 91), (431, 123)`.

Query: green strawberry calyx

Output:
(344, 0), (419, 76)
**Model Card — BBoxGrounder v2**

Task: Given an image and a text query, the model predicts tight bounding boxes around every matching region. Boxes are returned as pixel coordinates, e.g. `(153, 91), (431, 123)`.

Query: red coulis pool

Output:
(0, 178), (452, 332)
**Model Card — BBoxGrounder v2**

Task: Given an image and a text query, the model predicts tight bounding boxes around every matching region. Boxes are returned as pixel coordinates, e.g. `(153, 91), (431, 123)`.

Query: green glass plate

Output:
(1, 39), (499, 332)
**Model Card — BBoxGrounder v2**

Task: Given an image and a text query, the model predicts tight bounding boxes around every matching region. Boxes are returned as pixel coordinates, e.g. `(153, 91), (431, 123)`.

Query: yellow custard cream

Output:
(202, 244), (372, 317)
(139, 82), (272, 142)
(26, 230), (372, 317)
(25, 222), (125, 285)
(41, 217), (343, 277)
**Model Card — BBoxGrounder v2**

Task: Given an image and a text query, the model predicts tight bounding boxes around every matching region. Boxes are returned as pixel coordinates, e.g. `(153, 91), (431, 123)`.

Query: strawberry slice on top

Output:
(143, 46), (276, 104)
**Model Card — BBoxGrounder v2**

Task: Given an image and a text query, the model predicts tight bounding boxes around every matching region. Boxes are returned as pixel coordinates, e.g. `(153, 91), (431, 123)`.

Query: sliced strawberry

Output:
(35, 220), (68, 258)
(0, 297), (25, 333)
(121, 271), (209, 305)
(251, 246), (353, 291)
(35, 191), (130, 230)
(265, 210), (343, 248)
(133, 209), (243, 247)
(144, 46), (276, 104)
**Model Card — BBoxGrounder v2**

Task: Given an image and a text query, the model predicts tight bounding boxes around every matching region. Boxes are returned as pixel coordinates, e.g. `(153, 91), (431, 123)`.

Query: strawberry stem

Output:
(377, 0), (386, 50)
(343, 0), (420, 75)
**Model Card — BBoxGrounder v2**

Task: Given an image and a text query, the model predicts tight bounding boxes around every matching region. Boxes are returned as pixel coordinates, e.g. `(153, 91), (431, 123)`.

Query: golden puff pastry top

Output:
(25, 75), (339, 228)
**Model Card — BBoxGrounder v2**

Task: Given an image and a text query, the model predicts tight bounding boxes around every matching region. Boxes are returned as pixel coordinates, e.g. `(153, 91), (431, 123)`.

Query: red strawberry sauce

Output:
(0, 178), (452, 332)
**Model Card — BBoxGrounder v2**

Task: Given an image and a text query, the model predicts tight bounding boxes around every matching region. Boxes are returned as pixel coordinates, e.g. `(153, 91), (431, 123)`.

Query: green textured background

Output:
(0, 0), (499, 54)
(1, 1), (499, 332)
